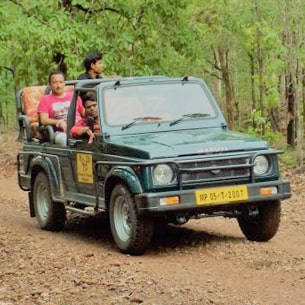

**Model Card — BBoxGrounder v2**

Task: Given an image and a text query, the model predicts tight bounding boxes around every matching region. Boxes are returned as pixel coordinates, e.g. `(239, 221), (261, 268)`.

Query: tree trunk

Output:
(249, 53), (257, 129)
(217, 45), (234, 130)
(302, 69), (305, 130)
(257, 39), (265, 136)
(286, 74), (297, 148)
(278, 72), (287, 134)
(53, 53), (67, 78)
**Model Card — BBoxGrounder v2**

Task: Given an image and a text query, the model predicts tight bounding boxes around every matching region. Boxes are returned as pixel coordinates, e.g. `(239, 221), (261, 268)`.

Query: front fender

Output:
(105, 166), (143, 194)
(31, 154), (65, 202)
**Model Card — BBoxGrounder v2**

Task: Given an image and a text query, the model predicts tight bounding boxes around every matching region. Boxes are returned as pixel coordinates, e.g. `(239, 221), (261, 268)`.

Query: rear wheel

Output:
(33, 172), (66, 231)
(237, 200), (281, 241)
(109, 184), (154, 255)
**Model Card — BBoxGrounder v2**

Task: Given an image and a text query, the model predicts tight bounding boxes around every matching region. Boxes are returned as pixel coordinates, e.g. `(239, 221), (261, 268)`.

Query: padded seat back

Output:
(22, 86), (47, 124)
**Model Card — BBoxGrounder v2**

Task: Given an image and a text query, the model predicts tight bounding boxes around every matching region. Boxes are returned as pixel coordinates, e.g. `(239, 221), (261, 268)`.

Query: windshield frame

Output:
(97, 78), (227, 136)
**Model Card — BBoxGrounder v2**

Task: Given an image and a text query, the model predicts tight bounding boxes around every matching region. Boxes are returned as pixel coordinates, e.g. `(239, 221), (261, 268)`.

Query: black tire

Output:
(109, 184), (154, 255)
(33, 172), (66, 231)
(237, 200), (281, 242)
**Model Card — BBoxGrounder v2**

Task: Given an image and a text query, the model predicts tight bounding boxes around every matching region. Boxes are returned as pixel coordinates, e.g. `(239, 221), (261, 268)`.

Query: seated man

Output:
(70, 92), (100, 144)
(38, 70), (84, 145)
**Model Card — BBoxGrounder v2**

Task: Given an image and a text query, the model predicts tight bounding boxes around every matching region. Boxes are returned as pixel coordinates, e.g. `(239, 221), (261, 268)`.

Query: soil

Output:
(0, 129), (304, 305)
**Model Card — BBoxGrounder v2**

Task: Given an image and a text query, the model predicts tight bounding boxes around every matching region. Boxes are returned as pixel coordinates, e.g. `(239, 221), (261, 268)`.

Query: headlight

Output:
(253, 155), (269, 175)
(152, 164), (174, 185)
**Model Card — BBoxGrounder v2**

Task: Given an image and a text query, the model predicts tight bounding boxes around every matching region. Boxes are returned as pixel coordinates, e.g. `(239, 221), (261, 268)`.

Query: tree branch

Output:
(8, 0), (55, 29)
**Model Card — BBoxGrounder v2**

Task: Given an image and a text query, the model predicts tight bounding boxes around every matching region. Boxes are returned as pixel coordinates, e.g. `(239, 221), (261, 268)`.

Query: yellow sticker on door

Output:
(76, 153), (93, 184)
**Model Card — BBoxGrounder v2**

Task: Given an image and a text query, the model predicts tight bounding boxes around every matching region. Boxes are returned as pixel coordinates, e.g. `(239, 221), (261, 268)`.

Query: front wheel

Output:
(237, 200), (281, 242)
(109, 184), (154, 255)
(33, 172), (66, 231)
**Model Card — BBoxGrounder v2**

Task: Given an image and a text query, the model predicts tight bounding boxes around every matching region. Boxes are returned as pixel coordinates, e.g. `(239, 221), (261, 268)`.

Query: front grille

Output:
(178, 155), (252, 186)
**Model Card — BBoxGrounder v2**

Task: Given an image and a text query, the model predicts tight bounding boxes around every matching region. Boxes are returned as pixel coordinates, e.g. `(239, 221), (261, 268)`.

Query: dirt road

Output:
(0, 131), (304, 305)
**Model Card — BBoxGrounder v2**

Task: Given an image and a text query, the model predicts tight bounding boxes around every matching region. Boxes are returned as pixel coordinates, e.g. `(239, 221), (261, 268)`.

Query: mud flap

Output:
(28, 191), (35, 217)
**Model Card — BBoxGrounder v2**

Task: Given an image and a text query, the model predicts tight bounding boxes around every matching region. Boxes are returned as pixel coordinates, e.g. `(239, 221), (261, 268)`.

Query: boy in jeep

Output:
(70, 92), (100, 144)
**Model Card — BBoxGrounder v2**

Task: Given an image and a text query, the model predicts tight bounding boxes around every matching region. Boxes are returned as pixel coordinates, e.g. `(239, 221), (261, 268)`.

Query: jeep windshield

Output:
(103, 82), (217, 128)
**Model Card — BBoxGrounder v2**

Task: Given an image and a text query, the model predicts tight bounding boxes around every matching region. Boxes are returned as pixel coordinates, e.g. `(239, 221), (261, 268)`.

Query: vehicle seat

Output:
(17, 86), (46, 142)
(16, 85), (75, 143)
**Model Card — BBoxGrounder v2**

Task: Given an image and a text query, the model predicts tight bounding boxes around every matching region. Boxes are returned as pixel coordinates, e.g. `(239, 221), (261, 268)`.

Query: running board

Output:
(65, 205), (104, 216)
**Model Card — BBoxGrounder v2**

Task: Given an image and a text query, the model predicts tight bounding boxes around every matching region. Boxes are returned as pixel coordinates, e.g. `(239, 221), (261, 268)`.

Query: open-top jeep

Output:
(17, 76), (291, 255)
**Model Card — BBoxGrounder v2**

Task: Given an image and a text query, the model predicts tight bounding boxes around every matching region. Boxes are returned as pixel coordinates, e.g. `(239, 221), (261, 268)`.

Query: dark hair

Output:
(83, 52), (103, 72)
(48, 70), (65, 83)
(82, 92), (97, 106)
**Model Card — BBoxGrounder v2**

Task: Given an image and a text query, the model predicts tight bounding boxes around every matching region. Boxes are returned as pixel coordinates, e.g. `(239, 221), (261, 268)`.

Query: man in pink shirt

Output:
(38, 70), (84, 145)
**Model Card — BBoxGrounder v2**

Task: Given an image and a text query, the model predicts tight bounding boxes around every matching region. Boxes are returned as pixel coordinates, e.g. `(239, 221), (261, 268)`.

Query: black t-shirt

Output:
(77, 73), (100, 100)
(77, 73), (100, 80)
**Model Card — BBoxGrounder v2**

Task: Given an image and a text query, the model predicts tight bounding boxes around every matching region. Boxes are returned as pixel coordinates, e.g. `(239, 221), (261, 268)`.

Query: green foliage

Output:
(0, 0), (304, 150)
(245, 109), (282, 145)
(278, 148), (299, 170)
(0, 69), (16, 128)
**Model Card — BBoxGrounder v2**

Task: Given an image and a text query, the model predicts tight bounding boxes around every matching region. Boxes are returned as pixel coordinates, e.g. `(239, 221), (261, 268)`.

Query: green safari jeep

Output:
(17, 76), (291, 255)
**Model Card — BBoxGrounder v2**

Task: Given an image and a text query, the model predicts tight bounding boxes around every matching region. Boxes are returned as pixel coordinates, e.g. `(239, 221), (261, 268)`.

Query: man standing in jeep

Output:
(77, 52), (104, 80)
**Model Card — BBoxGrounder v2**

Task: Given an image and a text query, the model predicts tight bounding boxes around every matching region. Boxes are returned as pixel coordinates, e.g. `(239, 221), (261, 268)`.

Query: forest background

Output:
(0, 0), (304, 167)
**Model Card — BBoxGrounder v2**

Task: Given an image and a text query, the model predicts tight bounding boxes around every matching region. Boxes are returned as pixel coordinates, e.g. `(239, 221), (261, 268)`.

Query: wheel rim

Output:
(36, 181), (50, 221)
(113, 195), (131, 242)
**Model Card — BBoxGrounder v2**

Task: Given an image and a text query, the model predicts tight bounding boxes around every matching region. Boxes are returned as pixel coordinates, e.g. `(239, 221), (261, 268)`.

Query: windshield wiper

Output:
(122, 117), (162, 130)
(169, 113), (211, 126)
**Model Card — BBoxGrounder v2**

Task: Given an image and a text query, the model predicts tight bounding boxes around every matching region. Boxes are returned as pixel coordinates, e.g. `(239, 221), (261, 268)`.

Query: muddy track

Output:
(0, 132), (304, 305)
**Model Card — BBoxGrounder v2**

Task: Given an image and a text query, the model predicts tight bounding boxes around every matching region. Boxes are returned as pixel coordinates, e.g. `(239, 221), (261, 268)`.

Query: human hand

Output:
(86, 129), (95, 144)
(56, 120), (67, 132)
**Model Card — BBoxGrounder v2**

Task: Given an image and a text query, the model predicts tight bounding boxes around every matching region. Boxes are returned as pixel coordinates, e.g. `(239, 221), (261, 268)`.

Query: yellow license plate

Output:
(195, 185), (248, 205)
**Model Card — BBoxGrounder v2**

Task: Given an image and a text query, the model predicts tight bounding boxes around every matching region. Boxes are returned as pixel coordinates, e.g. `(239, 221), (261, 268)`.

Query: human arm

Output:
(39, 113), (67, 132)
(70, 117), (97, 144)
(70, 124), (92, 137)
(70, 122), (95, 144)
(38, 95), (67, 131)
(70, 118), (91, 136)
